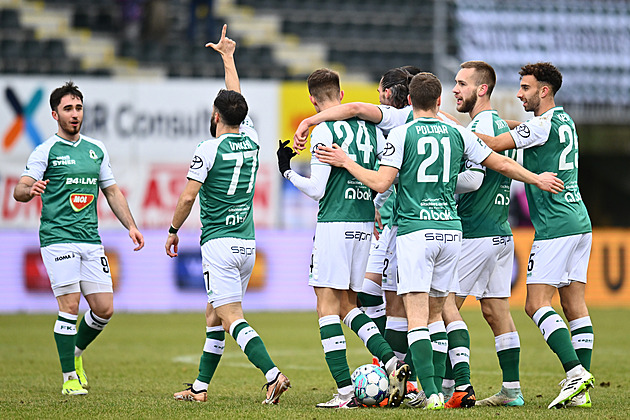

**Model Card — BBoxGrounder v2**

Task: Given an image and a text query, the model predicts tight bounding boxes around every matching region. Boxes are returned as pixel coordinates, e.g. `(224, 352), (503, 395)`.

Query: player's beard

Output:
(457, 93), (477, 114)
(60, 118), (82, 137)
(522, 92), (540, 113)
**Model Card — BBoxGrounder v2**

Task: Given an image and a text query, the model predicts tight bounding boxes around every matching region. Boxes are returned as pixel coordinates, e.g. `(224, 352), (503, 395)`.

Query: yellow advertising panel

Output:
(280, 81), (379, 161)
(462, 228), (630, 309)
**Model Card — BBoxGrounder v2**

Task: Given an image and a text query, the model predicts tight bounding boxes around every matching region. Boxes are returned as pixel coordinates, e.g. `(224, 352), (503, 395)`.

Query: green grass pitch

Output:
(1, 307), (628, 419)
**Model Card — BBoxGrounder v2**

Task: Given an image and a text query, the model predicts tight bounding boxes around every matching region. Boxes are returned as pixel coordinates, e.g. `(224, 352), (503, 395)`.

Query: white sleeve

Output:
(509, 115), (552, 149)
(374, 184), (394, 210)
(284, 123), (333, 201)
(187, 141), (218, 183)
(379, 125), (405, 169)
(377, 105), (410, 135)
(375, 127), (387, 160)
(21, 143), (50, 181)
(98, 145), (116, 189)
(239, 117), (258, 144)
(455, 164), (485, 194)
(458, 126), (493, 165)
(285, 164), (331, 201)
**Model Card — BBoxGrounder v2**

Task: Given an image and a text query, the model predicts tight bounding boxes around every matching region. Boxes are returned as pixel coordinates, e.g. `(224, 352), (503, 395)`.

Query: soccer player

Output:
(474, 62), (595, 409)
(165, 25), (290, 405)
(444, 60), (523, 407)
(276, 68), (410, 408)
(292, 68), (463, 406)
(315, 72), (563, 410)
(13, 81), (145, 395)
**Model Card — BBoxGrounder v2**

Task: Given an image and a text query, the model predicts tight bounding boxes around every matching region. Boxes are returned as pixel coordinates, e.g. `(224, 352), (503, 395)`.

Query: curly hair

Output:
(519, 62), (563, 95)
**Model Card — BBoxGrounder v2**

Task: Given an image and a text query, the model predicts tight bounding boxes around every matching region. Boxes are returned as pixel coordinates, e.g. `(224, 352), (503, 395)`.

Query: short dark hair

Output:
(460, 60), (496, 96)
(50, 81), (83, 111)
(307, 68), (340, 102)
(380, 68), (412, 109)
(214, 89), (248, 126)
(409, 72), (442, 111)
(519, 62), (563, 95)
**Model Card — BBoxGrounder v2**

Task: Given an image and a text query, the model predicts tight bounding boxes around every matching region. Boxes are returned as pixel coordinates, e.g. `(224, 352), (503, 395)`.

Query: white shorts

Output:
(381, 225), (398, 292)
(365, 225), (391, 275)
(309, 222), (372, 292)
(396, 229), (462, 297)
(201, 237), (256, 308)
(457, 236), (514, 299)
(41, 243), (113, 297)
(527, 233), (591, 287)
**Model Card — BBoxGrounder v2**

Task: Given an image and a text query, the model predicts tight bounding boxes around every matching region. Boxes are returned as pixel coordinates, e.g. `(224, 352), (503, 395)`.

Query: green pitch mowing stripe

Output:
(0, 309), (627, 419)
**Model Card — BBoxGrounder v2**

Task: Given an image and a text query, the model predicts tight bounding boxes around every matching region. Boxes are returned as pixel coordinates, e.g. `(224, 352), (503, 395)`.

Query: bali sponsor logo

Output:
(344, 186), (372, 200)
(494, 193), (510, 205)
(69, 193), (95, 211)
(565, 191), (583, 203)
(419, 208), (453, 221)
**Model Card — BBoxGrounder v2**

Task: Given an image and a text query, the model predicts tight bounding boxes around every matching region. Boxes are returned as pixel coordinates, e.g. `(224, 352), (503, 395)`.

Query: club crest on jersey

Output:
(69, 193), (94, 212)
(89, 149), (98, 159)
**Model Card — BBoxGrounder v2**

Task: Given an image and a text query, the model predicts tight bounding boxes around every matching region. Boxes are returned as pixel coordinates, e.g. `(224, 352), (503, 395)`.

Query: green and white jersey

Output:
(187, 117), (258, 245)
(310, 117), (381, 222)
(458, 110), (514, 238)
(21, 134), (115, 247)
(510, 106), (591, 240)
(381, 117), (492, 236)
(377, 104), (412, 136)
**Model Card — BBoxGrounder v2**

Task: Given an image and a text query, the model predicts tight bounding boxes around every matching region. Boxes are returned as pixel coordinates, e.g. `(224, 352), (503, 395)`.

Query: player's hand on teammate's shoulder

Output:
(314, 143), (349, 168)
(205, 24), (235, 57)
(536, 172), (564, 194)
(293, 120), (311, 153)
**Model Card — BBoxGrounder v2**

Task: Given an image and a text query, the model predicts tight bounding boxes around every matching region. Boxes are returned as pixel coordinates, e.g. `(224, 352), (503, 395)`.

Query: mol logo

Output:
(2, 86), (44, 151)
(69, 193), (95, 211)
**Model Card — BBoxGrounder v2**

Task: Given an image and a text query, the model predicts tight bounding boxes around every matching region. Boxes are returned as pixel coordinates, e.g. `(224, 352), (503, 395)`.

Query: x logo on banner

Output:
(3, 86), (44, 151)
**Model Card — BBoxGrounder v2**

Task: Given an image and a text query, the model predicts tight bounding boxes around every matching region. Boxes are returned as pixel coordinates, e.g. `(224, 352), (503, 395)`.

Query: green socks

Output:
(54, 312), (78, 374)
(532, 307), (581, 372)
(319, 315), (352, 390)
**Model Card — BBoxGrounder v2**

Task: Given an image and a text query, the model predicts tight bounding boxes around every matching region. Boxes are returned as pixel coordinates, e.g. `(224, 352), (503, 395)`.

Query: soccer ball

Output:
(351, 364), (389, 406)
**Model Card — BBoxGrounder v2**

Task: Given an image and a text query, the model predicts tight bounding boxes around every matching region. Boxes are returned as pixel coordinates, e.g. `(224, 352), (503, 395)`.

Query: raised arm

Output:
(293, 102), (383, 151)
(476, 132), (517, 152)
(206, 24), (240, 93)
(101, 184), (144, 251)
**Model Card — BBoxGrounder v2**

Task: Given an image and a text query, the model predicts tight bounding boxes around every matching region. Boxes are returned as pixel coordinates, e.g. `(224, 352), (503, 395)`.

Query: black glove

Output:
(277, 139), (297, 176)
